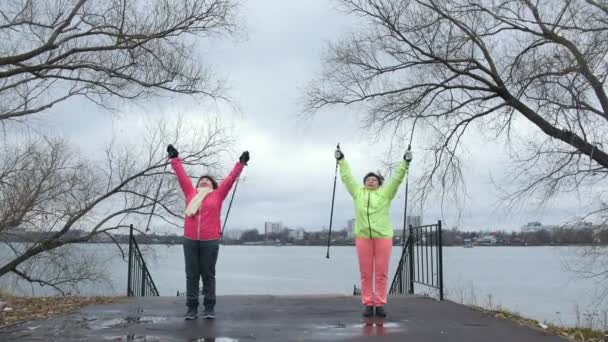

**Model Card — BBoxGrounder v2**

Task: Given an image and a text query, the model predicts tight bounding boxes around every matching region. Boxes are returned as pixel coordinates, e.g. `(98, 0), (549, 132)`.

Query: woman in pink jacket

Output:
(167, 144), (249, 320)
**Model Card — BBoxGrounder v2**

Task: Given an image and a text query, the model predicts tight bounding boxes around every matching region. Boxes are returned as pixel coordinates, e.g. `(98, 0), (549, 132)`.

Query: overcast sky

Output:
(37, 0), (596, 233)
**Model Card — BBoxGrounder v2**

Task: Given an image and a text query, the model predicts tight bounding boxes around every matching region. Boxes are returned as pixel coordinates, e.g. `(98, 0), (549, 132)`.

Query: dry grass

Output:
(472, 305), (608, 342)
(0, 293), (123, 327)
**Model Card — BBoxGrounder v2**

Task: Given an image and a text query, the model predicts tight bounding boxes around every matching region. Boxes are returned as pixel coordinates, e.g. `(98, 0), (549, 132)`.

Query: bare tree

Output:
(0, 118), (233, 292)
(305, 0), (608, 214)
(0, 0), (241, 293)
(0, 0), (240, 122)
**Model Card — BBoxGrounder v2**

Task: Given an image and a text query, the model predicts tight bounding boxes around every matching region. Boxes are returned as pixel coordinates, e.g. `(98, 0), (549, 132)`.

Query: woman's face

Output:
(365, 176), (380, 190)
(197, 177), (214, 189)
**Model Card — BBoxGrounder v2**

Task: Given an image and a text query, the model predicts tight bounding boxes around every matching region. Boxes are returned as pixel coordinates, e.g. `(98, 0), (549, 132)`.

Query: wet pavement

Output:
(0, 295), (566, 341)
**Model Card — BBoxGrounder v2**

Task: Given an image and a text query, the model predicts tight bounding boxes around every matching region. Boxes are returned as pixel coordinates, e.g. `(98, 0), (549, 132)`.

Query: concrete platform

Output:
(0, 295), (566, 341)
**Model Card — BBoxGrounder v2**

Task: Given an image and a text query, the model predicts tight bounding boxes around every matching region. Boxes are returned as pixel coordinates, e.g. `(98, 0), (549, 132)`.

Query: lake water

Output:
(1, 244), (606, 329)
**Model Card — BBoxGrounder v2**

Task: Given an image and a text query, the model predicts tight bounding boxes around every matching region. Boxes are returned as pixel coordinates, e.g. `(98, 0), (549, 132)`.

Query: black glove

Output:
(335, 149), (344, 160)
(167, 144), (178, 159)
(239, 151), (250, 165)
(404, 150), (413, 162)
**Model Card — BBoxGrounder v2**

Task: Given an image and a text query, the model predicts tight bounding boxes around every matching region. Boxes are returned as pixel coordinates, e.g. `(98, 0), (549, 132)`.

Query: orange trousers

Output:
(355, 237), (393, 306)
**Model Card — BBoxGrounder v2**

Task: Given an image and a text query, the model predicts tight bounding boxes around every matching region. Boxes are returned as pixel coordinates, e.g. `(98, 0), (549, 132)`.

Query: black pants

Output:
(183, 238), (220, 309)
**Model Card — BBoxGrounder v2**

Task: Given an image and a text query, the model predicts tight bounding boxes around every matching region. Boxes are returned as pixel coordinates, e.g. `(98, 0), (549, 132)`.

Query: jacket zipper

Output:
(366, 192), (373, 239)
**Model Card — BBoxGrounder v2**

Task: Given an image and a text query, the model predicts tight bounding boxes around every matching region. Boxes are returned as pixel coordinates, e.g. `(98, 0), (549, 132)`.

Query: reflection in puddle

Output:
(313, 321), (404, 339)
(101, 335), (239, 342)
(103, 336), (167, 341)
(93, 317), (239, 341)
(92, 316), (169, 330)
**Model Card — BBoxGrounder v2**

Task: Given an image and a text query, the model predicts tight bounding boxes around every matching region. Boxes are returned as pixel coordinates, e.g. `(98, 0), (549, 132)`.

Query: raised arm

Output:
(167, 144), (195, 196)
(336, 149), (360, 198)
(381, 160), (409, 200)
(216, 151), (249, 200)
(382, 150), (413, 200)
(170, 157), (195, 196)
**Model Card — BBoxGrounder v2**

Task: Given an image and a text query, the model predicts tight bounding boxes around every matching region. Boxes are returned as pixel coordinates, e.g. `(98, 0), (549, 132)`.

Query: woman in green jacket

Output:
(335, 147), (412, 318)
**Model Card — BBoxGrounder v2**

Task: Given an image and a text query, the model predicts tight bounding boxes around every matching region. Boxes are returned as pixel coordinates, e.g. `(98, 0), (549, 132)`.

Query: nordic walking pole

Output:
(401, 119), (418, 247)
(401, 144), (411, 248)
(221, 175), (241, 237)
(326, 143), (340, 259)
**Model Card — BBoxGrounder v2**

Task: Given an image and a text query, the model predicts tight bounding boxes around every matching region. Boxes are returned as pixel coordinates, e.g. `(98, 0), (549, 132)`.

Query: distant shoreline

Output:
(70, 241), (600, 247)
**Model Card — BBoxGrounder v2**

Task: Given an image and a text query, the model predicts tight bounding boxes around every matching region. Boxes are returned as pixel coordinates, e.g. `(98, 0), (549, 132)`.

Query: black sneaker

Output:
(184, 307), (198, 320)
(375, 306), (387, 318)
(203, 307), (215, 319)
(362, 306), (374, 317)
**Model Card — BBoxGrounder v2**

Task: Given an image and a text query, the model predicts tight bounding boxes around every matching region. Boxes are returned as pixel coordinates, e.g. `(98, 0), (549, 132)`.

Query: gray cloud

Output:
(23, 0), (596, 233)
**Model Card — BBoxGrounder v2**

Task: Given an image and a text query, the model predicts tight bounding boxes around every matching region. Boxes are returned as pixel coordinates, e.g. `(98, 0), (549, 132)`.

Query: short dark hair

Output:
(363, 172), (384, 186)
(197, 175), (218, 189)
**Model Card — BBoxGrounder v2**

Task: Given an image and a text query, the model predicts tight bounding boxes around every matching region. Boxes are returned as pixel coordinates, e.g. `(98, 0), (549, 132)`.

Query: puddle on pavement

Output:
(92, 316), (169, 330)
(103, 336), (168, 341)
(102, 338), (239, 342)
(100, 336), (239, 342)
(312, 321), (405, 339)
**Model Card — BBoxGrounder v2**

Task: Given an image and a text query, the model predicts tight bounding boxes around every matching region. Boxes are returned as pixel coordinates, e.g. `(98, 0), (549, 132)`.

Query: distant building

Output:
(264, 222), (282, 237)
(476, 235), (497, 246)
(289, 228), (306, 240)
(521, 221), (543, 233)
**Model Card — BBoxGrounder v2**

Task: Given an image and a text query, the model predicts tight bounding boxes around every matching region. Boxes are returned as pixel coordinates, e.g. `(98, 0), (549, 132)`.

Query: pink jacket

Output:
(170, 158), (244, 240)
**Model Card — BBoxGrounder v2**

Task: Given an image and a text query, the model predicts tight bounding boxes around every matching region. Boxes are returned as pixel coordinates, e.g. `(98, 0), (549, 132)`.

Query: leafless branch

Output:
(305, 0), (608, 212)
(0, 0), (241, 122)
(0, 117), (233, 291)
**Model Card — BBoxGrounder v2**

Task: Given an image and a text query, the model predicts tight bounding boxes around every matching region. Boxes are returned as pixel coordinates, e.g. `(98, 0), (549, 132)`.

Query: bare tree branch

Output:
(0, 117), (233, 290)
(305, 0), (608, 210)
(0, 0), (241, 122)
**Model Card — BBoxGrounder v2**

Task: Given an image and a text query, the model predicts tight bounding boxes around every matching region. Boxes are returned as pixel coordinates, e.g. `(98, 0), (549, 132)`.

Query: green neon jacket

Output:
(338, 159), (409, 239)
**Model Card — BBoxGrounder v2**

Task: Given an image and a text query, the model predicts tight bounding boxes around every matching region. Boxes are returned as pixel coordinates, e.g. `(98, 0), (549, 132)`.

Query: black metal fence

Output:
(127, 224), (159, 297)
(389, 220), (444, 300)
(388, 235), (412, 295)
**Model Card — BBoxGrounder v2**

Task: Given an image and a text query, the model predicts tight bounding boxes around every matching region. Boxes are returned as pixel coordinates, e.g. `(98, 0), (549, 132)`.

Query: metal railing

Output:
(389, 235), (412, 295)
(127, 224), (159, 297)
(389, 220), (444, 300)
